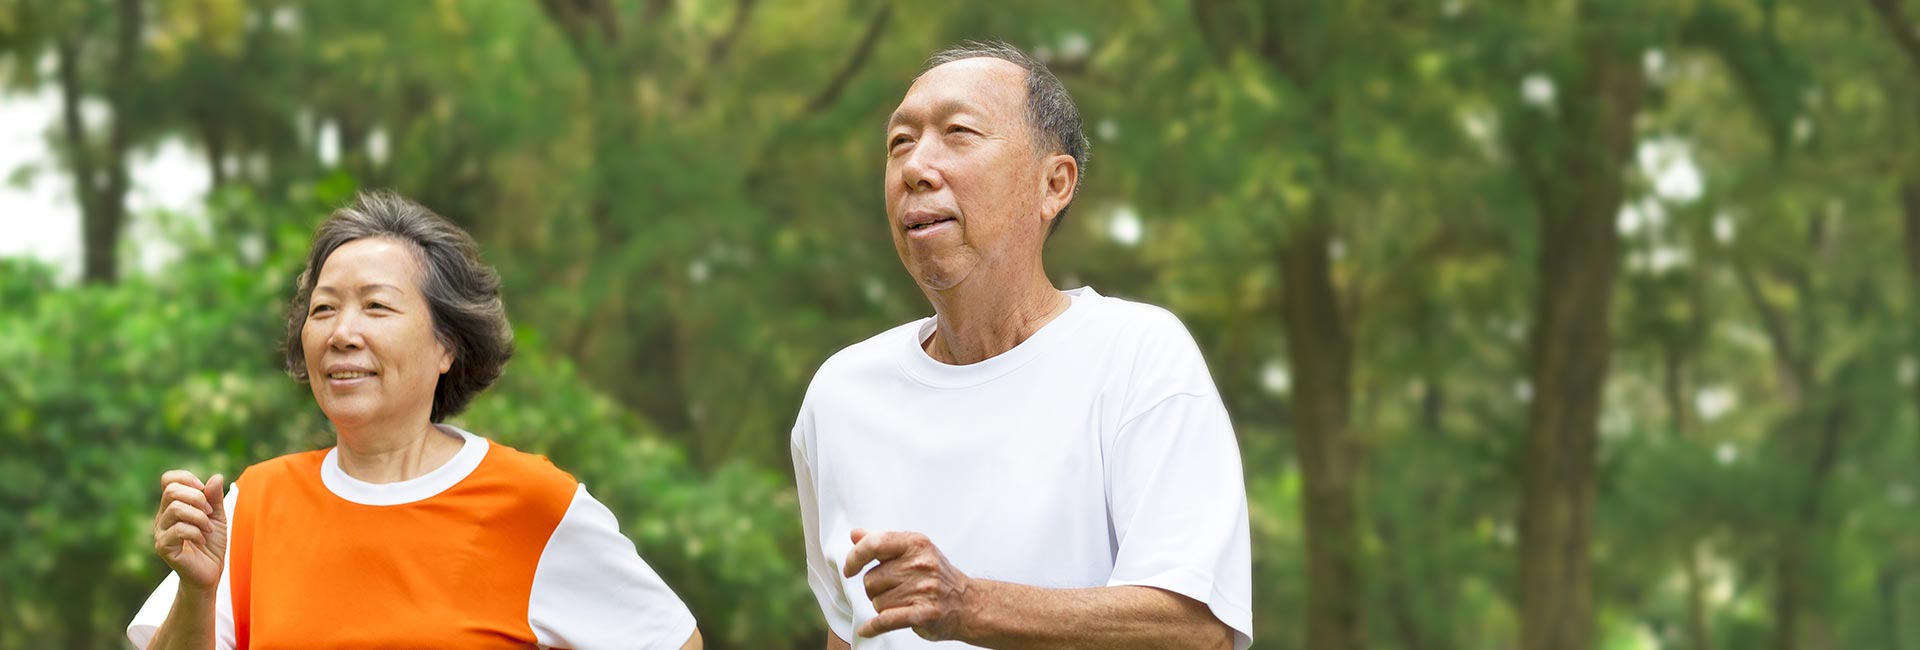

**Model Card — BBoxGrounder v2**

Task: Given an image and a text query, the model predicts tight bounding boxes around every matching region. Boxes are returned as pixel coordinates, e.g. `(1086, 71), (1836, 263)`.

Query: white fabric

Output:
(128, 426), (695, 650)
(791, 287), (1254, 649)
(318, 425), (488, 505)
(529, 484), (698, 649)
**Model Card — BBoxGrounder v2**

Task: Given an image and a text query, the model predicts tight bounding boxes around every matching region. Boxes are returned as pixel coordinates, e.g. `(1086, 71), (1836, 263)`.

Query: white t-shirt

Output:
(127, 426), (696, 650)
(791, 287), (1254, 649)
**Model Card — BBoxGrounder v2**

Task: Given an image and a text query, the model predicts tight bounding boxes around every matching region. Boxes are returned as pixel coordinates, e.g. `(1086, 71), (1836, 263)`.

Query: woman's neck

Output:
(334, 420), (464, 484)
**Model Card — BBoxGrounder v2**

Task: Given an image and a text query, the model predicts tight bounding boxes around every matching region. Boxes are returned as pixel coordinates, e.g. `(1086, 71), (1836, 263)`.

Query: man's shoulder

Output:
(1075, 291), (1194, 343)
(811, 317), (925, 383)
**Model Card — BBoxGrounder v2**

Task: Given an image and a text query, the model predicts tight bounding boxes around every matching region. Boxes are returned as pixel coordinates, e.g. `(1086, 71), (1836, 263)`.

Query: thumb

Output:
(850, 528), (867, 545)
(203, 474), (226, 522)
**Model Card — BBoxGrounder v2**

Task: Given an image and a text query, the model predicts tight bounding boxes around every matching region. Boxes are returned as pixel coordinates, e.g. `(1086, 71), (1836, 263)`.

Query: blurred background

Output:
(1, 0), (1917, 648)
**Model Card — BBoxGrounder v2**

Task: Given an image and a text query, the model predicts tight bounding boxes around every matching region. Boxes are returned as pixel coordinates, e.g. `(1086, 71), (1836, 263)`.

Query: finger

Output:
(843, 531), (923, 578)
(163, 521), (207, 553)
(162, 482), (213, 516)
(863, 561), (910, 600)
(857, 604), (931, 638)
(160, 470), (205, 492)
(850, 528), (867, 545)
(868, 580), (931, 613)
(165, 500), (214, 535)
(202, 474), (226, 523)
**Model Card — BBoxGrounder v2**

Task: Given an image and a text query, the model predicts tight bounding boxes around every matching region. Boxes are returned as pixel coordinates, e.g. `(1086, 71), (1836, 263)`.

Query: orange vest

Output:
(228, 442), (577, 648)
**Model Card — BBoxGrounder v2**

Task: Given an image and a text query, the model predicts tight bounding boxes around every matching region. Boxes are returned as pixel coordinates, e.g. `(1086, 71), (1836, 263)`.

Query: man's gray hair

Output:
(923, 40), (1090, 233)
(283, 190), (514, 423)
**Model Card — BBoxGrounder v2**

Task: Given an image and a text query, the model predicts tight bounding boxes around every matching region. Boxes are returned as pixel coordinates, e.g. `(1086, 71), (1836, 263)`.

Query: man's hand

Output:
(842, 528), (975, 641)
(153, 470), (227, 593)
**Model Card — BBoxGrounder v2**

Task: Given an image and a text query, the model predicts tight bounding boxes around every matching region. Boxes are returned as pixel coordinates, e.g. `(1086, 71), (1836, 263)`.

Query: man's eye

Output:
(890, 135), (912, 148)
(947, 125), (976, 135)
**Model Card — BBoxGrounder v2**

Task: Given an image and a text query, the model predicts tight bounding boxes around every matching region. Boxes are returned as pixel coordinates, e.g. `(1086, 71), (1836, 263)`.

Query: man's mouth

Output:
(906, 216), (956, 231)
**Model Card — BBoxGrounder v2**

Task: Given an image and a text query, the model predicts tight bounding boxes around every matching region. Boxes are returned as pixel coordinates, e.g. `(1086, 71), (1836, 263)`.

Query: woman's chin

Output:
(319, 402), (384, 431)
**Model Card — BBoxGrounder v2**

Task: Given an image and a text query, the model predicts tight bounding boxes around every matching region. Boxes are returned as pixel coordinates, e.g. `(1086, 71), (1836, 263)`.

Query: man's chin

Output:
(909, 261), (976, 293)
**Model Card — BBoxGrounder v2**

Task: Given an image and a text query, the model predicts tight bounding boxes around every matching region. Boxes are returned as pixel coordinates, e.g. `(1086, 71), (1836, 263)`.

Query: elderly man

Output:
(790, 41), (1253, 649)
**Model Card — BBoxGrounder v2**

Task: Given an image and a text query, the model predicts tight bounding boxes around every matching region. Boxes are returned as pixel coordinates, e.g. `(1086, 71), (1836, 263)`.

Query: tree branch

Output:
(1868, 0), (1920, 76)
(804, 1), (891, 114)
(706, 0), (757, 67)
(1733, 254), (1807, 399)
(537, 0), (620, 72)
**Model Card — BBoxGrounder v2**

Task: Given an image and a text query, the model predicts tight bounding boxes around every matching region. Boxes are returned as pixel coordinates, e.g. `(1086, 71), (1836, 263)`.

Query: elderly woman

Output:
(126, 192), (701, 649)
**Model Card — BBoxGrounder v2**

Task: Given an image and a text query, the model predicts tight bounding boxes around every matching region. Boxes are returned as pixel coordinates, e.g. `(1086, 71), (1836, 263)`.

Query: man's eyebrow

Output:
(886, 99), (975, 130)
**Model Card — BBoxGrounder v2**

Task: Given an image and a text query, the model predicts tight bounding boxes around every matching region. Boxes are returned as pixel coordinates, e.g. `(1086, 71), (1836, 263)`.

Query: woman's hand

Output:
(153, 470), (227, 593)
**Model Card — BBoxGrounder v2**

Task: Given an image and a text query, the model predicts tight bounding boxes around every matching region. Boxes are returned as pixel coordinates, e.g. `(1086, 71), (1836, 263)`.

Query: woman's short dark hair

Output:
(283, 190), (513, 423)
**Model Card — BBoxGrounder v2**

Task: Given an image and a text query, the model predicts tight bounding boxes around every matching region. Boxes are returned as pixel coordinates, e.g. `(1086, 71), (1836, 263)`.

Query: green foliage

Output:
(3, 0), (1920, 648)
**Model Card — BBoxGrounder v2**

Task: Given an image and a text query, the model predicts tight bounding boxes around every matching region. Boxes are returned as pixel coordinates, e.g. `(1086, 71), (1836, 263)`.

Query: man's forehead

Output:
(889, 57), (1026, 125)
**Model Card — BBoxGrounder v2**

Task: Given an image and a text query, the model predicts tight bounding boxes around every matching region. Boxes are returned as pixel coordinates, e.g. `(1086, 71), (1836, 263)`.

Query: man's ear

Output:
(1038, 153), (1079, 226)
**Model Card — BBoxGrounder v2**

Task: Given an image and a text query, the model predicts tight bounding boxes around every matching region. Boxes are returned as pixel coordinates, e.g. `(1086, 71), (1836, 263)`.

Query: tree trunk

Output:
(59, 0), (144, 285)
(1684, 547), (1713, 650)
(1902, 180), (1920, 465)
(1515, 33), (1645, 650)
(1280, 214), (1366, 650)
(1877, 564), (1903, 650)
(1769, 372), (1850, 650)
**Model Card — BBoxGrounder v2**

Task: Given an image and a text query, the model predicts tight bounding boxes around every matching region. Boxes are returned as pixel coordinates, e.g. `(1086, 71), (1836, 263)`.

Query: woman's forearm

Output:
(146, 585), (217, 650)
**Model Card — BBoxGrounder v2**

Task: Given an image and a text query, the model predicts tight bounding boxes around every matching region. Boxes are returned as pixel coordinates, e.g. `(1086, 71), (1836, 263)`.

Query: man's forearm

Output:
(956, 582), (1233, 650)
(147, 585), (217, 650)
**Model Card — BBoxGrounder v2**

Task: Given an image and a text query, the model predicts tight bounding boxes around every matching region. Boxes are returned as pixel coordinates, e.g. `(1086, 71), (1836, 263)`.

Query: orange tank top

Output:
(227, 441), (577, 648)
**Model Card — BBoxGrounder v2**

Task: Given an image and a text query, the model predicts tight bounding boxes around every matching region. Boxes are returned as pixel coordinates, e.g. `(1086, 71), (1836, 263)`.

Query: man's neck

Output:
(334, 419), (463, 484)
(923, 270), (1070, 366)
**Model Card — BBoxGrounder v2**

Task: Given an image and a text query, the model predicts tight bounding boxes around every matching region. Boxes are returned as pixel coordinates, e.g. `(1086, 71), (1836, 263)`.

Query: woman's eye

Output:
(368, 302), (391, 311)
(310, 304), (334, 316)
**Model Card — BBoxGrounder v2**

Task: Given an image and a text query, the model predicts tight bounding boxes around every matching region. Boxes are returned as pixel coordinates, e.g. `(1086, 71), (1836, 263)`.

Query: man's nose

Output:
(898, 140), (943, 192)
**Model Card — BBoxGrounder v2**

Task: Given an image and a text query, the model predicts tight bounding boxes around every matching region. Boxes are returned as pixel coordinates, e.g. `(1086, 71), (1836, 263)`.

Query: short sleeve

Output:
(528, 485), (697, 650)
(792, 423), (856, 644)
(127, 482), (241, 650)
(1104, 392), (1254, 650)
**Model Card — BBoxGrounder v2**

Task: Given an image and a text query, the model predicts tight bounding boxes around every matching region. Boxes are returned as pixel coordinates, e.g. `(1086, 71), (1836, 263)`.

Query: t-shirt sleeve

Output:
(127, 482), (241, 650)
(792, 422), (856, 645)
(527, 484), (697, 650)
(1105, 342), (1255, 649)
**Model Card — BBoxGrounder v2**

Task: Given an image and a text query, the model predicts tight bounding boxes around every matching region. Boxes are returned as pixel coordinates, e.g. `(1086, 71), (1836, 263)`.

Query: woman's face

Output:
(301, 237), (452, 431)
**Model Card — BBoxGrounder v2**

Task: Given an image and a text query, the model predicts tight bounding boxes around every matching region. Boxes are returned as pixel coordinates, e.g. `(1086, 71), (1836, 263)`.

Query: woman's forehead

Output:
(315, 237), (423, 290)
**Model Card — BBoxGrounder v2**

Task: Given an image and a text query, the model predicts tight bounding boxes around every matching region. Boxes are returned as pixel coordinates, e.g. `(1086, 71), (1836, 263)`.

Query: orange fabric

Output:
(229, 441), (577, 649)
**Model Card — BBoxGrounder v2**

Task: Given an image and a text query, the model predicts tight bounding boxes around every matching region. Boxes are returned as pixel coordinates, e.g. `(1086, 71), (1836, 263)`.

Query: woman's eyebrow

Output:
(313, 283), (406, 296)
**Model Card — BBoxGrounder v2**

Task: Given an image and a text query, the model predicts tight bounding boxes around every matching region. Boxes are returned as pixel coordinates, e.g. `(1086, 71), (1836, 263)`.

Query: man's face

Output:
(884, 57), (1050, 292)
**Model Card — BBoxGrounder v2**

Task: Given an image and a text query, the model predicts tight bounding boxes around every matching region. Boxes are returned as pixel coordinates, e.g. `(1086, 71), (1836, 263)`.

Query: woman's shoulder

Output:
(235, 447), (331, 485)
(471, 437), (580, 497)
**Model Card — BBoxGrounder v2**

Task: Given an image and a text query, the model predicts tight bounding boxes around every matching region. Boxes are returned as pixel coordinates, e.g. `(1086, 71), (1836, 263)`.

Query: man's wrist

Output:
(955, 577), (1001, 645)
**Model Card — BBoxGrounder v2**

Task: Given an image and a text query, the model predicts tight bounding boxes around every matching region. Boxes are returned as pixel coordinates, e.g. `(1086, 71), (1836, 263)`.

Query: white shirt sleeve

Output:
(127, 482), (240, 650)
(528, 484), (697, 650)
(1104, 391), (1255, 650)
(792, 431), (856, 644)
